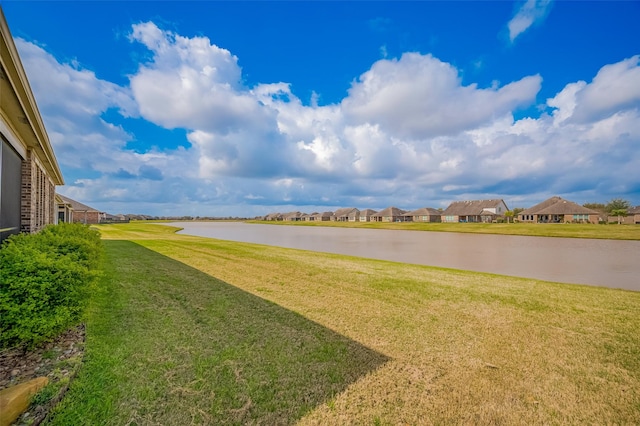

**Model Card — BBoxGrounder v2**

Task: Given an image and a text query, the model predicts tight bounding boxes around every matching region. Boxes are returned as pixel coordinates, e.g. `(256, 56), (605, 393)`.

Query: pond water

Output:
(169, 222), (640, 291)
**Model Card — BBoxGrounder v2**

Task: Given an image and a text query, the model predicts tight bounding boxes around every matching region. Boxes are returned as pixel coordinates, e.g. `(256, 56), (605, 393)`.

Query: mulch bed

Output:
(0, 324), (86, 425)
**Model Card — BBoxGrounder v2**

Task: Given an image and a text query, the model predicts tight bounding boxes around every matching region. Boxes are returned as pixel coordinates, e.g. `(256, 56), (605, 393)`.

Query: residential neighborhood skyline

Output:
(56, 192), (638, 226)
(1, 2), (638, 217)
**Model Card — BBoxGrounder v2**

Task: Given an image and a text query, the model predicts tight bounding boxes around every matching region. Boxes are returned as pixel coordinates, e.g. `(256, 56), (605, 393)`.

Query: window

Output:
(1, 137), (22, 241)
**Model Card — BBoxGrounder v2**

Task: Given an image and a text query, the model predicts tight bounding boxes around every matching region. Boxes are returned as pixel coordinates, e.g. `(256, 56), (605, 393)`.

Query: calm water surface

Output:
(169, 222), (640, 291)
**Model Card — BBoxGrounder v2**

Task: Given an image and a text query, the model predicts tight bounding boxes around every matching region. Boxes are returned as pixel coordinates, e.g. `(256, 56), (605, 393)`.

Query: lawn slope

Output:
(47, 239), (386, 425)
(49, 224), (640, 424)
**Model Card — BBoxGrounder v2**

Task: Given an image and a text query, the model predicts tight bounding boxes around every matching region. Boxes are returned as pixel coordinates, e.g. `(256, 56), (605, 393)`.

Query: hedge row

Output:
(0, 223), (103, 349)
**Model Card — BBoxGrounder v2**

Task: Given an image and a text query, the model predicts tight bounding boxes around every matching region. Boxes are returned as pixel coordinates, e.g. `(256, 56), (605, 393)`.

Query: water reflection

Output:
(170, 222), (640, 291)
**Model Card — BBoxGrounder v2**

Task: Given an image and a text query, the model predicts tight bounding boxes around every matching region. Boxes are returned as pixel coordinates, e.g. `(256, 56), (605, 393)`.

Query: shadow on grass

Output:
(50, 240), (389, 425)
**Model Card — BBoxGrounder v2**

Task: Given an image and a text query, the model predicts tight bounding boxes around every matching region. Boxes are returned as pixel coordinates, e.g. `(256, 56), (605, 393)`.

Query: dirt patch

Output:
(0, 324), (85, 424)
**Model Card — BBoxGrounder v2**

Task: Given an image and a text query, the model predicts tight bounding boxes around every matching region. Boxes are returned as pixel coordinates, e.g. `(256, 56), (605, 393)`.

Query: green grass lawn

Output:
(247, 219), (640, 240)
(48, 223), (640, 424)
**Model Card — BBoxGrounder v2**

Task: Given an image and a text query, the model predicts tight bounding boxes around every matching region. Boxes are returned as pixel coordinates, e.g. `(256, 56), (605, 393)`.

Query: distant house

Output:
(629, 206), (640, 224)
(55, 194), (73, 224)
(442, 199), (508, 223)
(403, 207), (441, 223)
(282, 211), (303, 221)
(264, 212), (282, 221)
(371, 207), (406, 222)
(347, 209), (361, 222)
(311, 211), (333, 221)
(56, 194), (105, 225)
(518, 196), (600, 224)
(332, 207), (359, 222)
(1, 10), (64, 242)
(103, 213), (129, 223)
(358, 209), (377, 222)
(607, 205), (640, 225)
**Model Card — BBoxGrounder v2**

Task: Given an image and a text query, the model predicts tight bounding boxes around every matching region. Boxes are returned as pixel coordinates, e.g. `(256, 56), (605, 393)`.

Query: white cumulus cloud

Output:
(571, 55), (640, 123)
(342, 53), (541, 139)
(129, 22), (269, 134)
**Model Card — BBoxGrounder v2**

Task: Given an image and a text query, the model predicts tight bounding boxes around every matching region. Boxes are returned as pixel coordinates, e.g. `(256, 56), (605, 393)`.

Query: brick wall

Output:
(72, 210), (101, 225)
(20, 149), (56, 233)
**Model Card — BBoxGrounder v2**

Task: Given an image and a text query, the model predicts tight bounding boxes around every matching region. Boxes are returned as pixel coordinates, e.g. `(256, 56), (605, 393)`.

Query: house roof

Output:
(54, 194), (71, 206)
(282, 211), (303, 219)
(443, 199), (506, 216)
(404, 207), (441, 216)
(519, 196), (599, 216)
(311, 211), (333, 219)
(629, 206), (640, 215)
(359, 209), (377, 216)
(57, 194), (101, 213)
(372, 206), (406, 217)
(333, 207), (358, 218)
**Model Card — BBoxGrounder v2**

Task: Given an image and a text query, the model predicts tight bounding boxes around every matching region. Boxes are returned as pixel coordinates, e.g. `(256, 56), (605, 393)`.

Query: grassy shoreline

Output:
(245, 219), (640, 240)
(48, 223), (640, 424)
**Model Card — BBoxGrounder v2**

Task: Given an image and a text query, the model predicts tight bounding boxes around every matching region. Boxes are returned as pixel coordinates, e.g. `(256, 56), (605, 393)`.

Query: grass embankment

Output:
(49, 223), (640, 424)
(247, 219), (640, 240)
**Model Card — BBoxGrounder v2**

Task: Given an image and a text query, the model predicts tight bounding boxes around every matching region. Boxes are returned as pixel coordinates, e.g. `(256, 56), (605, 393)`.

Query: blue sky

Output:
(2, 1), (639, 216)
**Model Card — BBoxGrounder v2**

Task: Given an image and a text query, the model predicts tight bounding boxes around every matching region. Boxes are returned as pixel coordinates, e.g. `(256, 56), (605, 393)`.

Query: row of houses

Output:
(263, 199), (507, 223)
(265, 206), (443, 223)
(265, 197), (640, 225)
(56, 194), (127, 225)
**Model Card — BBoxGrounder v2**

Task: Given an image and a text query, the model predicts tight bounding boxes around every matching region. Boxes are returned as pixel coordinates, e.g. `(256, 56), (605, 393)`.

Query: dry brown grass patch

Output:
(91, 224), (640, 424)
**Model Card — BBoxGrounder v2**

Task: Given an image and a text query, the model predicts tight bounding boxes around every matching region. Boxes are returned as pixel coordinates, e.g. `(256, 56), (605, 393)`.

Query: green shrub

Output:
(39, 222), (103, 270)
(0, 223), (102, 349)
